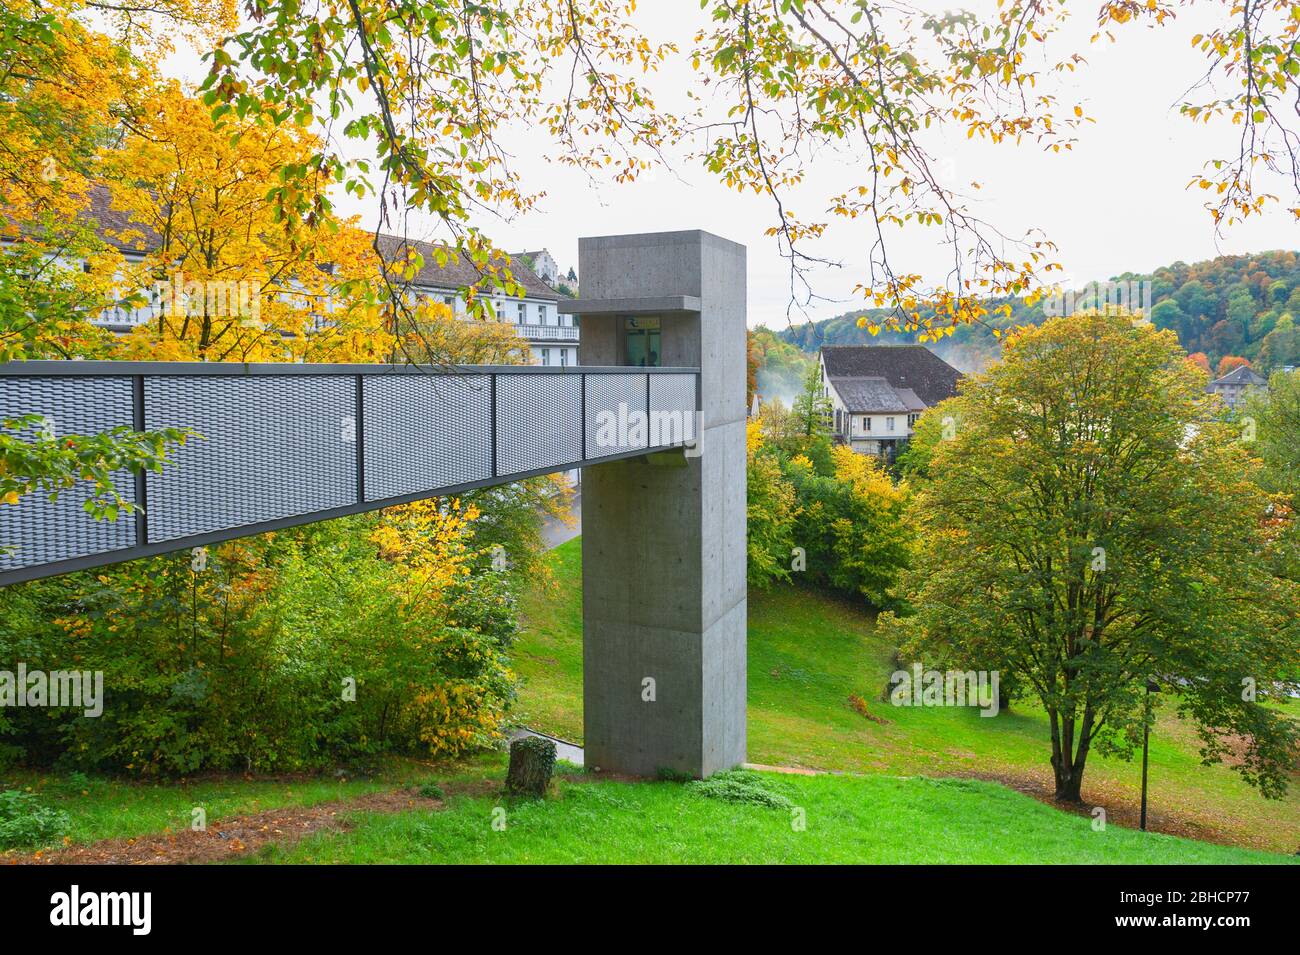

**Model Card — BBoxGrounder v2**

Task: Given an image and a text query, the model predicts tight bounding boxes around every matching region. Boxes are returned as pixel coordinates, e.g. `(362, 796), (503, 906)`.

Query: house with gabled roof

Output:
(819, 345), (962, 460)
(1206, 364), (1268, 409)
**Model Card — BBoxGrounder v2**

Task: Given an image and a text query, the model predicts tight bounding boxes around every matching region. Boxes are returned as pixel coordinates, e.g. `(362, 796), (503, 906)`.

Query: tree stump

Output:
(506, 736), (557, 798)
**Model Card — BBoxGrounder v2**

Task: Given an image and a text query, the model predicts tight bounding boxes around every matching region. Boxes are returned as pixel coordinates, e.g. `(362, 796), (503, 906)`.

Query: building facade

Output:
(1206, 364), (1268, 408)
(819, 345), (962, 459)
(511, 249), (560, 286)
(77, 192), (577, 366)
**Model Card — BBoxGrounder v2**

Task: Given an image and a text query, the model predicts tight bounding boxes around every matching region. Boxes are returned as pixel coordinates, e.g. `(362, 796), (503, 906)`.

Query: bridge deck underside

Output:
(0, 364), (698, 585)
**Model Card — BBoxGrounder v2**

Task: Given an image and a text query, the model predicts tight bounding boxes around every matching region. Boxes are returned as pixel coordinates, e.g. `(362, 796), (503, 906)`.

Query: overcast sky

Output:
(166, 2), (1299, 330)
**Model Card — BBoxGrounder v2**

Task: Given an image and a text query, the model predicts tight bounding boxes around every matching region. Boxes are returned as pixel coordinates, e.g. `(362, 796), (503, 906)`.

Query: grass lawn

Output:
(252, 757), (1289, 864)
(6, 534), (1294, 864)
(0, 760), (435, 848)
(513, 537), (1300, 857)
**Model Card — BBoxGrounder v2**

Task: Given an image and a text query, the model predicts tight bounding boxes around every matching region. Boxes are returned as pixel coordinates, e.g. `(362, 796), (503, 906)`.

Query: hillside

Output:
(770, 250), (1300, 378)
(513, 538), (1300, 858)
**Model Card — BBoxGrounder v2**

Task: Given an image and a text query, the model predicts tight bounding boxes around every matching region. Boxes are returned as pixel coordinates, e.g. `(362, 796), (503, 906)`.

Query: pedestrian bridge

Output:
(0, 360), (698, 586)
(0, 229), (747, 779)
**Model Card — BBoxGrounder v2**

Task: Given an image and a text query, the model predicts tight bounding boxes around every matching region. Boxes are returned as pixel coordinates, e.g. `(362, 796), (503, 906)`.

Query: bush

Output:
(686, 770), (792, 810)
(0, 790), (70, 849)
(0, 500), (524, 777)
(782, 447), (913, 608)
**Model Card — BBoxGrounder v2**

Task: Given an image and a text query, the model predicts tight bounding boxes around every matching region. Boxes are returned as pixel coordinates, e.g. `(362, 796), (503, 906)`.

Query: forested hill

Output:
(775, 250), (1300, 376)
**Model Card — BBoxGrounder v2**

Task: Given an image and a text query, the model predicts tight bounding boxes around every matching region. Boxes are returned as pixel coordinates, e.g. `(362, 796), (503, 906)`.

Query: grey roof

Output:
(821, 345), (961, 406)
(374, 235), (562, 301)
(832, 376), (909, 413)
(893, 387), (927, 412)
(77, 187), (561, 300)
(1210, 365), (1268, 387)
(84, 186), (159, 255)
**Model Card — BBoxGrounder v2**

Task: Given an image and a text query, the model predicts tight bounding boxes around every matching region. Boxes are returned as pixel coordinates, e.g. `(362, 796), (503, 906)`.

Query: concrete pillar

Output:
(564, 231), (747, 778)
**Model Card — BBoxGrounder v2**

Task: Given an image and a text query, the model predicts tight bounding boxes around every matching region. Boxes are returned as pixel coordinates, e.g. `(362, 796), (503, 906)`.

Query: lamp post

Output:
(1139, 679), (1160, 832)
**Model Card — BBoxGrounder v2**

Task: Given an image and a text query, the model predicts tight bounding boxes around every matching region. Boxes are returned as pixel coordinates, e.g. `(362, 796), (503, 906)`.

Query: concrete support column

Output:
(564, 231), (747, 778)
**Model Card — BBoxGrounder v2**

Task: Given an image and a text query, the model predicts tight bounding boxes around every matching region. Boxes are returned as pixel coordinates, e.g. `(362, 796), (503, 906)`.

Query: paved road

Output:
(540, 491), (581, 549)
(508, 728), (585, 767)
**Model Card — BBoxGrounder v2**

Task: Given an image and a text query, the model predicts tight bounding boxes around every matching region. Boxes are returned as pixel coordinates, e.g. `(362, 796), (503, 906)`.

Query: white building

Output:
(374, 236), (575, 366)
(511, 249), (561, 286)
(77, 191), (577, 366)
(819, 345), (962, 460)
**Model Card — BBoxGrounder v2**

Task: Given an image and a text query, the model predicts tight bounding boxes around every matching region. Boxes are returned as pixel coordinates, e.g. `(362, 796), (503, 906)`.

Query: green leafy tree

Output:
(1244, 370), (1300, 497)
(791, 362), (832, 438)
(1, 415), (187, 521)
(745, 422), (797, 590)
(784, 445), (912, 608)
(885, 312), (1300, 803)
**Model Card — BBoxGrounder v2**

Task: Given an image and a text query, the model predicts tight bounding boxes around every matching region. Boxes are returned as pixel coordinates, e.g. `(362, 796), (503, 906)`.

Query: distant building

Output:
(819, 345), (962, 460)
(1207, 364), (1268, 408)
(512, 249), (560, 286)
(376, 236), (575, 367)
(68, 189), (579, 367)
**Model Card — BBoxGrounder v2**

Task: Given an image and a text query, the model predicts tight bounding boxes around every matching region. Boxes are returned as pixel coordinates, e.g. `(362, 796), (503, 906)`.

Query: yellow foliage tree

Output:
(103, 82), (391, 362)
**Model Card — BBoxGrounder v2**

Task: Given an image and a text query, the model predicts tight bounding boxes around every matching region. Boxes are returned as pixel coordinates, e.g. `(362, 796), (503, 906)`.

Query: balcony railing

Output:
(516, 323), (579, 342)
(0, 361), (697, 584)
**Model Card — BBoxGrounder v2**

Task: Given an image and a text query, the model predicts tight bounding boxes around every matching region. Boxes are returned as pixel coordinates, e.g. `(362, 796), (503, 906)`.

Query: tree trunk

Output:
(1048, 709), (1094, 802)
(505, 736), (557, 798)
(1052, 762), (1085, 803)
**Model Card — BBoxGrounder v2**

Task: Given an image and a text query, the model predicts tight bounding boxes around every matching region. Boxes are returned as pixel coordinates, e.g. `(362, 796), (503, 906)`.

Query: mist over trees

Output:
(774, 251), (1300, 376)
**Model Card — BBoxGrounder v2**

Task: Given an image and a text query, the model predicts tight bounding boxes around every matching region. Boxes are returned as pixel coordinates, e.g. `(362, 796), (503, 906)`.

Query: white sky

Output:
(164, 2), (1299, 330)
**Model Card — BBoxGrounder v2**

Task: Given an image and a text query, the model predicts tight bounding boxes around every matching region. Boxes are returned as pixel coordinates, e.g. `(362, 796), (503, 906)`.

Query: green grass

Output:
(253, 759), (1289, 864)
(513, 537), (1300, 857)
(8, 534), (1295, 864)
(512, 535), (584, 741)
(0, 760), (434, 848)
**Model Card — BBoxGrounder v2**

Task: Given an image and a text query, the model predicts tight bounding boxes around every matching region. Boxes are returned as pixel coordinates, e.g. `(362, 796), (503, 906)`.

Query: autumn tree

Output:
(199, 1), (1300, 350)
(101, 82), (390, 363)
(784, 444), (912, 607)
(884, 312), (1300, 802)
(745, 420), (797, 589)
(0, 2), (234, 508)
(791, 362), (832, 437)
(1217, 355), (1252, 376)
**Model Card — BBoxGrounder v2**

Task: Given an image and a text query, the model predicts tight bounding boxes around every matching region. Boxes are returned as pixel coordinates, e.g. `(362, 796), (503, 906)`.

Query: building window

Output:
(863, 417), (871, 432)
(541, 347), (551, 366)
(560, 349), (568, 367)
(625, 316), (661, 367)
(539, 305), (548, 325)
(517, 302), (526, 324)
(908, 413), (919, 428)
(887, 417), (895, 432)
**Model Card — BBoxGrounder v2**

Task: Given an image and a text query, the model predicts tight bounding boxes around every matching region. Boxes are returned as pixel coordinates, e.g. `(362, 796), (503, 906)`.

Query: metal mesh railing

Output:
(0, 361), (699, 584)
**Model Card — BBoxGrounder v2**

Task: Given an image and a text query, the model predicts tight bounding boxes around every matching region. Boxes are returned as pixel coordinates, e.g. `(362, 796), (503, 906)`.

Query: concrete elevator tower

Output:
(560, 231), (748, 778)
